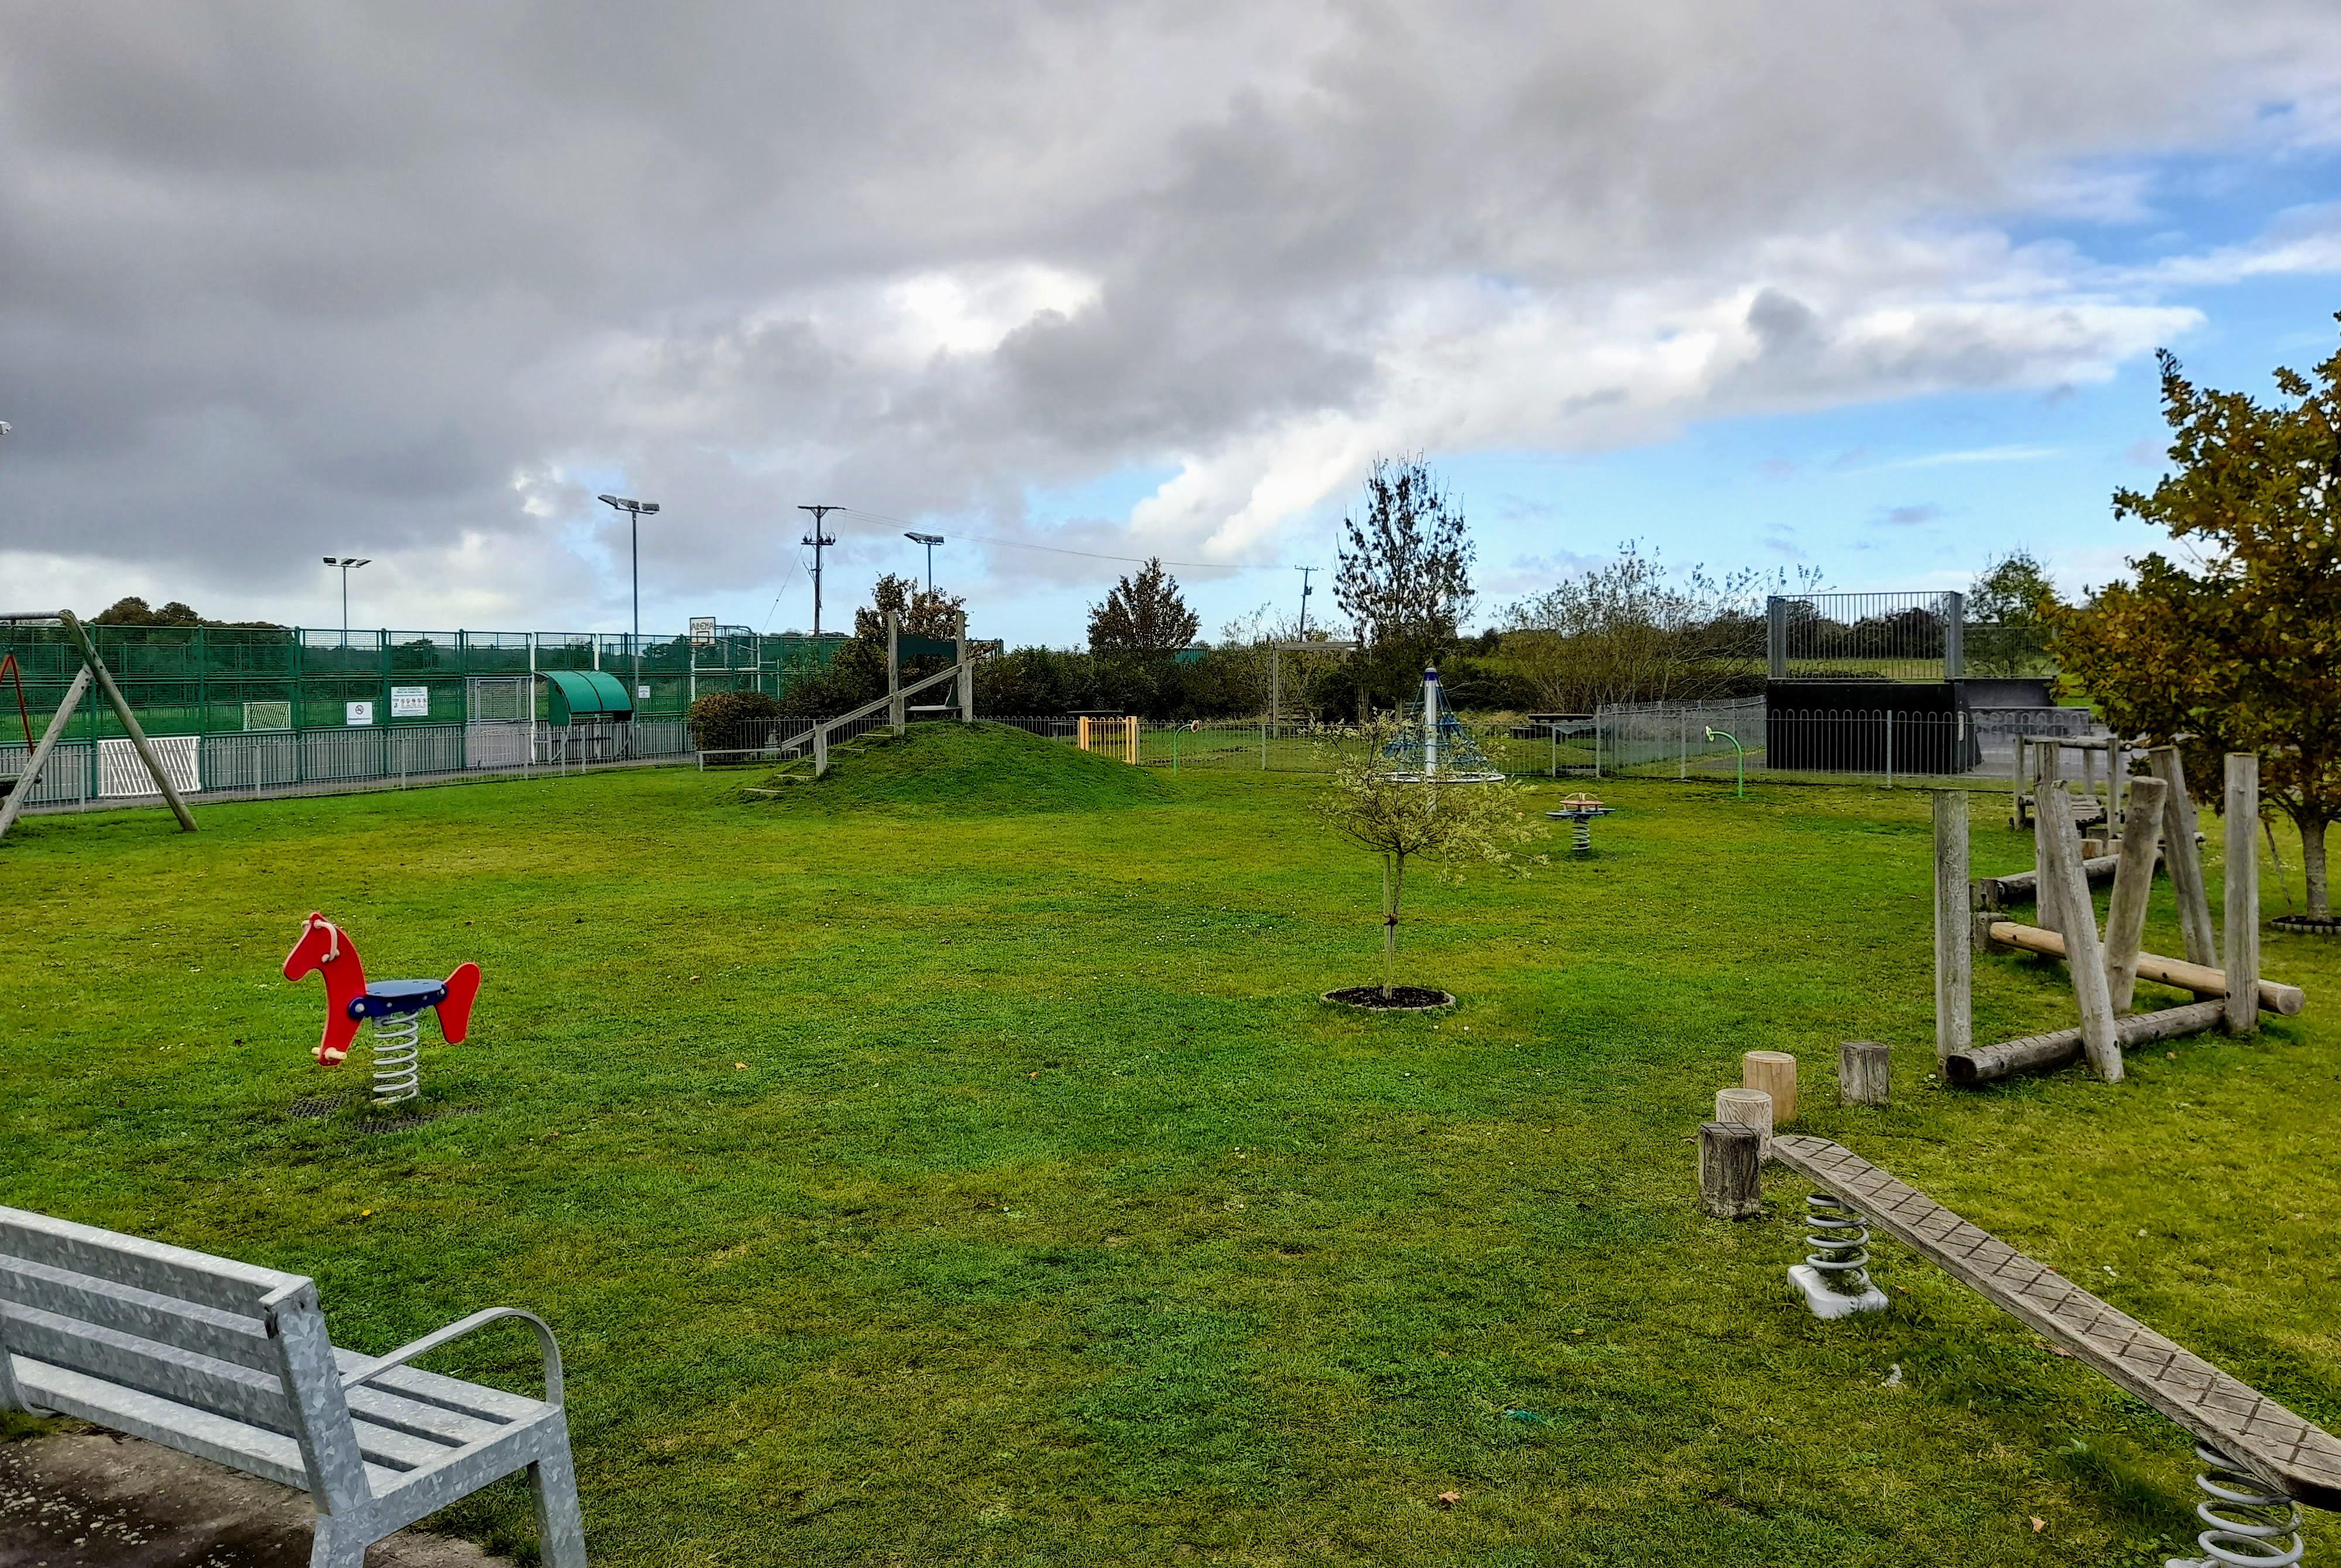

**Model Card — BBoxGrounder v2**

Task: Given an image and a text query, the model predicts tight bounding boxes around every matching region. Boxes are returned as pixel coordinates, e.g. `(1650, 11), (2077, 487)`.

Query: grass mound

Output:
(747, 720), (1173, 811)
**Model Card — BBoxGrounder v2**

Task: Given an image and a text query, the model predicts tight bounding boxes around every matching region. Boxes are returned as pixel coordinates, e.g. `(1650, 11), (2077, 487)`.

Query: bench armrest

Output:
(340, 1307), (564, 1408)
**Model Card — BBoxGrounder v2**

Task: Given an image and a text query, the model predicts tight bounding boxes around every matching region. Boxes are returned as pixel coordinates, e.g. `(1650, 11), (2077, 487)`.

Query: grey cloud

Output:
(1, 1), (2336, 635)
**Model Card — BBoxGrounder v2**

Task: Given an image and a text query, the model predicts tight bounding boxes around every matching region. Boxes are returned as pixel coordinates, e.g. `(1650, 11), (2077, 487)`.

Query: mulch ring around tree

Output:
(2271, 913), (2341, 937)
(1321, 985), (1456, 1011)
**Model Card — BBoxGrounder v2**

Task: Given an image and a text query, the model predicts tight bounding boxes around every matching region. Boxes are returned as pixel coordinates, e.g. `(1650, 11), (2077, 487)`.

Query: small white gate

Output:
(98, 735), (201, 797)
(466, 677), (533, 768)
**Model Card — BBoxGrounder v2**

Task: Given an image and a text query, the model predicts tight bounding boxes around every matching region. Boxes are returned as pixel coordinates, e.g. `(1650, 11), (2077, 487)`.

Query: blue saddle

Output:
(346, 979), (452, 1020)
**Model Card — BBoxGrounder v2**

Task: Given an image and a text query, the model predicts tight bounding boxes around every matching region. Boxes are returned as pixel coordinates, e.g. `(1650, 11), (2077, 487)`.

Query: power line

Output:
(835, 507), (1295, 575)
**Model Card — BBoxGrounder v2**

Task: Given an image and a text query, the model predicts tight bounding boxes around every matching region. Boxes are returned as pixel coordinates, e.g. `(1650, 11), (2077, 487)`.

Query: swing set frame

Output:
(0, 609), (198, 845)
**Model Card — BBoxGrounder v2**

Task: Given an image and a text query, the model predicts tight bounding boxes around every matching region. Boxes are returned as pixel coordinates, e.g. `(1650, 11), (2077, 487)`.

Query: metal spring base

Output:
(1789, 1192), (1889, 1319)
(2167, 1445), (2304, 1567)
(1573, 819), (1593, 852)
(369, 1014), (421, 1108)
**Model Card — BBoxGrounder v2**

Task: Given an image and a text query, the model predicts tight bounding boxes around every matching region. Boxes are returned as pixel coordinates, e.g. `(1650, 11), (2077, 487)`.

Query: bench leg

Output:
(531, 1445), (591, 1567)
(310, 1516), (373, 1568)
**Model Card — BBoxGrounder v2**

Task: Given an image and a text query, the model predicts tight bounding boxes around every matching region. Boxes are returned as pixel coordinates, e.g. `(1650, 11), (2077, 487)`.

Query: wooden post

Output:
(60, 612), (197, 833)
(885, 611), (904, 734)
(1742, 1050), (1797, 1125)
(2110, 742), (2130, 835)
(954, 613), (973, 722)
(812, 723), (829, 778)
(0, 665), (92, 845)
(1715, 1086), (1773, 1158)
(1932, 790), (1971, 1067)
(2103, 775), (2167, 1012)
(2012, 735), (2030, 830)
(2144, 746), (2217, 967)
(1698, 1121), (1763, 1219)
(2041, 785), (2123, 1081)
(1839, 1040), (1890, 1106)
(2034, 793), (2066, 935)
(2225, 753), (2261, 1036)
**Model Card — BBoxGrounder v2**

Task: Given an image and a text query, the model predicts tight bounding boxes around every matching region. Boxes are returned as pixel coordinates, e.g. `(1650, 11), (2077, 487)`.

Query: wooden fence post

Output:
(1932, 790), (1971, 1067)
(1742, 1051), (1797, 1124)
(2225, 754), (2261, 1036)
(1839, 1040), (1890, 1106)
(2041, 785), (2123, 1081)
(2145, 745), (2218, 967)
(1698, 1121), (1763, 1219)
(2103, 775), (2167, 1012)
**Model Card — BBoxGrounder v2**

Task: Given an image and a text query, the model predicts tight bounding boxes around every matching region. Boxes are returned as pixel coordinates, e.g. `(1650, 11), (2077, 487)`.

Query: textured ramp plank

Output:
(1771, 1134), (2341, 1511)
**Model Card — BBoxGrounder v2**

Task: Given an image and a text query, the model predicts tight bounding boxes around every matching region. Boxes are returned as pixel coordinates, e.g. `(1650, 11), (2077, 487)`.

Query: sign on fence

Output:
(390, 686), (430, 718)
(345, 700), (375, 726)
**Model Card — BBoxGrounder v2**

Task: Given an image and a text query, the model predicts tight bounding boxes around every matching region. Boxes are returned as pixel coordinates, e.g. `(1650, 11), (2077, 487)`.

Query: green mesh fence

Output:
(0, 624), (843, 741)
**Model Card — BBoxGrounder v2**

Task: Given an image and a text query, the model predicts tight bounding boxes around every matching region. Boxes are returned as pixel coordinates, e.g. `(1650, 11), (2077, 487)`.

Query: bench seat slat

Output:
(332, 1348), (547, 1424)
(0, 1257), (274, 1371)
(1771, 1134), (2341, 1511)
(11, 1354), (401, 1497)
(0, 1206), (300, 1318)
(345, 1381), (512, 1448)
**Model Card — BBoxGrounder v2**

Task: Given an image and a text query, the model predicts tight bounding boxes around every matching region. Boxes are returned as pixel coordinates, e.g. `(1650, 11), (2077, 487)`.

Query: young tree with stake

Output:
(1314, 724), (1543, 999)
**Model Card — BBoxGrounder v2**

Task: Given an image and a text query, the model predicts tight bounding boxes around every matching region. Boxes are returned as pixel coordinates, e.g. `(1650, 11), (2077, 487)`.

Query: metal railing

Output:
(1592, 698), (2102, 788)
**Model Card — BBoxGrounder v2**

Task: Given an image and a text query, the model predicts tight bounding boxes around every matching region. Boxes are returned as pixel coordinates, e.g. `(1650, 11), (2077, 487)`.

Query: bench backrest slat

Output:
(0, 1207), (303, 1317)
(0, 1258), (274, 1372)
(5, 1302), (294, 1432)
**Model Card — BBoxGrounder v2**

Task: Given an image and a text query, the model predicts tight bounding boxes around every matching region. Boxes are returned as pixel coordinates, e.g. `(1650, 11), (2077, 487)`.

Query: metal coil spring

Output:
(1803, 1193), (1873, 1277)
(2177, 1445), (2302, 1568)
(1572, 818), (1594, 852)
(369, 1014), (421, 1107)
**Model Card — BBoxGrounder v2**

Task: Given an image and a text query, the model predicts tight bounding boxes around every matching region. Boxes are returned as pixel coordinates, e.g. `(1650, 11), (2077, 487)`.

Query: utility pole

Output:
(1295, 565), (1316, 638)
(798, 504), (840, 637)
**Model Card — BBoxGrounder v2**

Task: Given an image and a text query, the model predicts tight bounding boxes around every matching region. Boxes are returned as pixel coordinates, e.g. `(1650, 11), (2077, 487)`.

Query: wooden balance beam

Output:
(1769, 1134), (2341, 1514)
(1985, 920), (2304, 1016)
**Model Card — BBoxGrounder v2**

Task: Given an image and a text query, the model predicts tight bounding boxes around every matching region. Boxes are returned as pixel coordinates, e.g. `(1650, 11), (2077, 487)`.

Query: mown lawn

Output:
(1, 730), (2336, 1567)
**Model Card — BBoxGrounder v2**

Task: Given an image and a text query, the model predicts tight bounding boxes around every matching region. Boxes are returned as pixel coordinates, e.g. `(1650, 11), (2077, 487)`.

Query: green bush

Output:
(686, 688), (785, 751)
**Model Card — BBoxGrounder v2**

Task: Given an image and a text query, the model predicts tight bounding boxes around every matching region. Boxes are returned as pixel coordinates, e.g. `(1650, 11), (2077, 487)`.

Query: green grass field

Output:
(2, 726), (2336, 1566)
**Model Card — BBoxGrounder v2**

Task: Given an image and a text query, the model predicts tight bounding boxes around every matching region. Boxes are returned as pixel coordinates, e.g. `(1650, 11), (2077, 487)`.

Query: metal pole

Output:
(631, 510), (640, 706)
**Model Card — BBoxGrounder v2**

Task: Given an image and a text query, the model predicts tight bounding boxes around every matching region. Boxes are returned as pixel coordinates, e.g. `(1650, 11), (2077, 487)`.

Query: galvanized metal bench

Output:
(1770, 1135), (2341, 1564)
(0, 1204), (586, 1566)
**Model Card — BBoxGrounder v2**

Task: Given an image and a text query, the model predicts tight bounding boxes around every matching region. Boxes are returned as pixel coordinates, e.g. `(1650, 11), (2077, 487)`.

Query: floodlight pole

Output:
(1296, 565), (1315, 637)
(324, 558), (370, 645)
(597, 494), (661, 703)
(905, 531), (944, 594)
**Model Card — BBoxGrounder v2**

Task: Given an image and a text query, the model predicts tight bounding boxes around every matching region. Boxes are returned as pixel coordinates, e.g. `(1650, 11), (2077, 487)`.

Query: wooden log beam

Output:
(2145, 745), (2218, 967)
(1985, 921), (2302, 1016)
(2103, 775), (2167, 1012)
(1944, 1000), (2227, 1084)
(1968, 854), (2129, 912)
(2226, 753), (2261, 1037)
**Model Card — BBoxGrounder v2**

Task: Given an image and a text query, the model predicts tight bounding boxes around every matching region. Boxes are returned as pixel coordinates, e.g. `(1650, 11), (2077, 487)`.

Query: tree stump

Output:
(1742, 1050), (1797, 1125)
(1838, 1040), (1890, 1106)
(1698, 1121), (1763, 1219)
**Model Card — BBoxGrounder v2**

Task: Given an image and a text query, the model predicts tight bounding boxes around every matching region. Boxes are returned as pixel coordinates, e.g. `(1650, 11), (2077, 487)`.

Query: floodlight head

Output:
(905, 531), (944, 546)
(597, 493), (657, 514)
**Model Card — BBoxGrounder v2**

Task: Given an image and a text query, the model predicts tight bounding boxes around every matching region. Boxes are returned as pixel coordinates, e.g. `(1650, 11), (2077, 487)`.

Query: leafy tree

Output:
(1313, 724), (1542, 997)
(790, 574), (969, 715)
(93, 597), (207, 626)
(1333, 456), (1475, 704)
(2052, 331), (2341, 917)
(1964, 549), (2064, 676)
(1498, 546), (1801, 711)
(1087, 558), (1199, 655)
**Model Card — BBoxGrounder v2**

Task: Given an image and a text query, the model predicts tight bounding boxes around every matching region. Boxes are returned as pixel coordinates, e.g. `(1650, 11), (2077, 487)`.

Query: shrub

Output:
(687, 689), (785, 751)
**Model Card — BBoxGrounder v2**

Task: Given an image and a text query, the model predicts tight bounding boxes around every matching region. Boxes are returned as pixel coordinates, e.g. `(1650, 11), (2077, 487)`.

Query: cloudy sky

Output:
(4, 2), (2339, 646)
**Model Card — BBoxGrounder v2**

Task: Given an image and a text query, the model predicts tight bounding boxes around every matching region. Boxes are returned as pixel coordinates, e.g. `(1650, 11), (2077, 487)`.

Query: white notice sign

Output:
(636, 685), (650, 700)
(390, 686), (430, 718)
(345, 701), (375, 726)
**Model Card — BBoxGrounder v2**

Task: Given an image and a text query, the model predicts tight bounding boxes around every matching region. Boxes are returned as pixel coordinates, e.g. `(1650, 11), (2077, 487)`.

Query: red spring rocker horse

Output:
(283, 913), (480, 1106)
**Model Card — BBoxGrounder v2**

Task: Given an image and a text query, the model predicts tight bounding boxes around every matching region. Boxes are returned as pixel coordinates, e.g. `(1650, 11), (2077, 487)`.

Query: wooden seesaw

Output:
(1930, 745), (2302, 1085)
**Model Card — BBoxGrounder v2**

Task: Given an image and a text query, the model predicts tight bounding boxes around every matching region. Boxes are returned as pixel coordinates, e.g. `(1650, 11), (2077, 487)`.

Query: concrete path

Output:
(0, 1435), (505, 1566)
